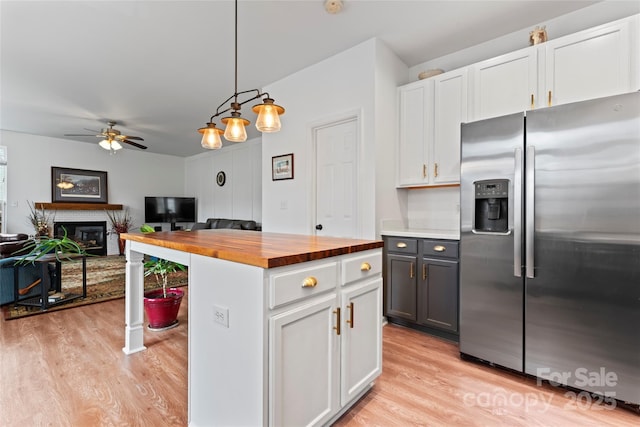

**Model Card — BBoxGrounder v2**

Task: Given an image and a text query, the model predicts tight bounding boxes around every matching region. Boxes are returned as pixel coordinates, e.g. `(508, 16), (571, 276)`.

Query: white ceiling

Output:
(1, 0), (599, 157)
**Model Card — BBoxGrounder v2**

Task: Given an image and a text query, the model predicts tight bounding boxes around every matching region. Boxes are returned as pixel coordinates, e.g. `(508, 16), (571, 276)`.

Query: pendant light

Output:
(198, 0), (285, 149)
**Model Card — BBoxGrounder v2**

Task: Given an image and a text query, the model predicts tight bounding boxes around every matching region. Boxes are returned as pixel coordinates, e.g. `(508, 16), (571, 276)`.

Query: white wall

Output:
(1, 130), (185, 254)
(374, 39), (410, 237)
(260, 38), (407, 239)
(184, 139), (262, 223)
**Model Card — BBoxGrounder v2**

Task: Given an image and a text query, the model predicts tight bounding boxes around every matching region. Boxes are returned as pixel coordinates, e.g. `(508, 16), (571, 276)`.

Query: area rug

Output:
(2, 255), (188, 320)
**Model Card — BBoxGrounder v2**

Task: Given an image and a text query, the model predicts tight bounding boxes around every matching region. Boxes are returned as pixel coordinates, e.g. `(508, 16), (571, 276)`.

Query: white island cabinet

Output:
(120, 229), (383, 427)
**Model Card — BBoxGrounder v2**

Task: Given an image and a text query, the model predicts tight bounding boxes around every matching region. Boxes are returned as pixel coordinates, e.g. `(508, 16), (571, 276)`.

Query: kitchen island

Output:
(120, 229), (384, 426)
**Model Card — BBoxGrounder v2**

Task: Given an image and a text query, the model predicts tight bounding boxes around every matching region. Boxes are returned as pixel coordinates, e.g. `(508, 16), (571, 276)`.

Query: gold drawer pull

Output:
(530, 94), (535, 109)
(396, 242), (407, 248)
(302, 276), (318, 288)
(360, 262), (371, 271)
(548, 90), (552, 107)
(333, 307), (341, 336)
(434, 162), (439, 178)
(433, 245), (446, 252)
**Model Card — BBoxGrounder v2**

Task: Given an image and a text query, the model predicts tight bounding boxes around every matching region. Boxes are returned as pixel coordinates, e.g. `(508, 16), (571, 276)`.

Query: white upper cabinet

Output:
(469, 15), (638, 122)
(397, 79), (432, 186)
(542, 15), (638, 107)
(397, 68), (467, 187)
(470, 47), (539, 121)
(432, 68), (468, 185)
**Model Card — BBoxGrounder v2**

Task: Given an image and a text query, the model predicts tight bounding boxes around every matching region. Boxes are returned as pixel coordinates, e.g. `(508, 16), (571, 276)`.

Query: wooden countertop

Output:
(120, 229), (383, 269)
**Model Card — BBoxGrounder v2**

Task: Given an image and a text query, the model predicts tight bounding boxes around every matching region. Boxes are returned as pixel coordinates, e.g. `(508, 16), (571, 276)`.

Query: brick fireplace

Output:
(54, 221), (107, 256)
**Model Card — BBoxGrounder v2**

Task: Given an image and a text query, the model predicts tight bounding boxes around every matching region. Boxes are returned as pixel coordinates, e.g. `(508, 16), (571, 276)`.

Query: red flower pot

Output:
(143, 287), (184, 330)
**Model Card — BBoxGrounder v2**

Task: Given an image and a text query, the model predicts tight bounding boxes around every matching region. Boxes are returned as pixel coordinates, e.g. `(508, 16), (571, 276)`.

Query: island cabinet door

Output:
(269, 293), (340, 427)
(340, 277), (382, 406)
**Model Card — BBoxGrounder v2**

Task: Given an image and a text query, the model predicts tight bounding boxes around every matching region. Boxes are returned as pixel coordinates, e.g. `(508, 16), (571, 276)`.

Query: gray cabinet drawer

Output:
(386, 237), (418, 254)
(422, 240), (458, 259)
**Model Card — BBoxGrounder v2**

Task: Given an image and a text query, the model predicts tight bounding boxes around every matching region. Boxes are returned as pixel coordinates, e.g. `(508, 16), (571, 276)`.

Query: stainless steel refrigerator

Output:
(459, 91), (640, 405)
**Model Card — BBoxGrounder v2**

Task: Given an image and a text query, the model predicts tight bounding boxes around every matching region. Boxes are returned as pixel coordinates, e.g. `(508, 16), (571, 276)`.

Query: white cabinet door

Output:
(471, 47), (539, 121)
(544, 17), (634, 107)
(397, 79), (432, 186)
(340, 277), (382, 406)
(432, 68), (468, 184)
(269, 293), (340, 427)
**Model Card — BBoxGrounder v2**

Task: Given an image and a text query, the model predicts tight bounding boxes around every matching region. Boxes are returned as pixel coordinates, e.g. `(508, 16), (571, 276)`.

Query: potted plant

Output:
(106, 208), (133, 256)
(140, 224), (186, 330)
(27, 200), (55, 238)
(14, 227), (89, 303)
(16, 226), (86, 263)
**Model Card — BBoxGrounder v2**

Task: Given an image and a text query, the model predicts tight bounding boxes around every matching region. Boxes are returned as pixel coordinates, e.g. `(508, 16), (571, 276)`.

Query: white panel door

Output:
(544, 18), (632, 107)
(269, 293), (340, 427)
(315, 118), (358, 238)
(340, 278), (382, 406)
(471, 47), (539, 121)
(433, 68), (468, 184)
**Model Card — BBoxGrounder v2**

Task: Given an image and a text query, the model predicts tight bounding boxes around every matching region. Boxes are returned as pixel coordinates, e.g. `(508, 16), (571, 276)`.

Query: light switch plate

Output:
(213, 304), (229, 328)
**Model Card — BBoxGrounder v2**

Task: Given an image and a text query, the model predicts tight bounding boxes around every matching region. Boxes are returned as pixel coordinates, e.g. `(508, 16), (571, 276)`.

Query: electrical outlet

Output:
(213, 304), (229, 328)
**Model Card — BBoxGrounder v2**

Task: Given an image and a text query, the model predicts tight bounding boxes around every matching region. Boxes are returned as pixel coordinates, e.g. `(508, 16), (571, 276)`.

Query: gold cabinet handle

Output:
(346, 302), (354, 328)
(434, 245), (446, 252)
(530, 94), (534, 109)
(302, 276), (318, 288)
(333, 307), (341, 336)
(410, 262), (415, 279)
(422, 164), (427, 178)
(422, 263), (427, 281)
(360, 262), (371, 271)
(548, 90), (552, 107)
(396, 242), (407, 248)
(434, 162), (438, 178)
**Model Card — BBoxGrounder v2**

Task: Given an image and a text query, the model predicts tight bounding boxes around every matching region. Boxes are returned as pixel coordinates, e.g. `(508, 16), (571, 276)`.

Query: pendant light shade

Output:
(221, 113), (250, 142)
(198, 0), (284, 149)
(253, 98), (284, 133)
(198, 123), (223, 149)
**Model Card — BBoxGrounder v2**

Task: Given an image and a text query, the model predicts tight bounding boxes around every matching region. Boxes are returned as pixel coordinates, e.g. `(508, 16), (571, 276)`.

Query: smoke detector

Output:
(324, 0), (343, 14)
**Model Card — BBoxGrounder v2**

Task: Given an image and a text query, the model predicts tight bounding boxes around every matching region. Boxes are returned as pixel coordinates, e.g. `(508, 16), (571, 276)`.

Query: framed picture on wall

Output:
(51, 167), (108, 203)
(272, 153), (294, 181)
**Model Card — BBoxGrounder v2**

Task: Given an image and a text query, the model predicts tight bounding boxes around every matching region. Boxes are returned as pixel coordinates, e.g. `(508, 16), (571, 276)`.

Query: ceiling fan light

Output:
(99, 139), (123, 151)
(198, 123), (223, 149)
(253, 98), (284, 133)
(221, 114), (250, 142)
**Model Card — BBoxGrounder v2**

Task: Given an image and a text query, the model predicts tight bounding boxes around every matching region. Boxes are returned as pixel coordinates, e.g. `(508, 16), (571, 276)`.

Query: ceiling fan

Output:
(65, 121), (147, 151)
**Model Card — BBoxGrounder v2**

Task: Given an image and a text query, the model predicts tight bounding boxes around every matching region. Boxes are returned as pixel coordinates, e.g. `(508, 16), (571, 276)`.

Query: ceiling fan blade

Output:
(121, 139), (148, 150)
(64, 134), (98, 137)
(83, 128), (101, 133)
(115, 135), (144, 141)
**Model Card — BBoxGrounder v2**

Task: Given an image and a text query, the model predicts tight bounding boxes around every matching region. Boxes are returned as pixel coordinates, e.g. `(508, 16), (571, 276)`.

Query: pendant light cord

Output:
(234, 0), (238, 107)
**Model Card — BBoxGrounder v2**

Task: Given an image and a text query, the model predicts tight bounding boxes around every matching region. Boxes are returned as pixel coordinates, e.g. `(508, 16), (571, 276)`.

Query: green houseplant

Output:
(140, 224), (186, 330)
(16, 226), (87, 264)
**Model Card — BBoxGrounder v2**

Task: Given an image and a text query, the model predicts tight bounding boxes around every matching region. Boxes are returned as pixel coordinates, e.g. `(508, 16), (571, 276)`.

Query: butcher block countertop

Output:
(120, 229), (384, 269)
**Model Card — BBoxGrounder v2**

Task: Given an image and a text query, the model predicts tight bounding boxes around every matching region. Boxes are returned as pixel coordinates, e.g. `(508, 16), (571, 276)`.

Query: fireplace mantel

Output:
(35, 203), (123, 211)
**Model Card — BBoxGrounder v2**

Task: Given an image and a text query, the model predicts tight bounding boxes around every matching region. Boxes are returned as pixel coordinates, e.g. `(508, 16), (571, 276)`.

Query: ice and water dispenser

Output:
(473, 179), (509, 233)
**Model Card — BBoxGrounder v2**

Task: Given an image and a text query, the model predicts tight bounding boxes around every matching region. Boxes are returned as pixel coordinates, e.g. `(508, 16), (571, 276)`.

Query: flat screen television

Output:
(145, 196), (196, 230)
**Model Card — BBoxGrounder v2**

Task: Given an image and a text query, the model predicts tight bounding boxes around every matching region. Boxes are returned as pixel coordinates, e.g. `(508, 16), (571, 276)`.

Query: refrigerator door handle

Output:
(514, 148), (523, 277)
(525, 145), (535, 278)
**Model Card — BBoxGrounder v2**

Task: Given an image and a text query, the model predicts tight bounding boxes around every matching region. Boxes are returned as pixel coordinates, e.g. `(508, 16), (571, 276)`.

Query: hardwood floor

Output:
(1, 290), (637, 426)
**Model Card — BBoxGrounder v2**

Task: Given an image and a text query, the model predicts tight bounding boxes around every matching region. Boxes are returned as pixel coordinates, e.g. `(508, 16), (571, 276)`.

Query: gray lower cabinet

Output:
(384, 236), (459, 340)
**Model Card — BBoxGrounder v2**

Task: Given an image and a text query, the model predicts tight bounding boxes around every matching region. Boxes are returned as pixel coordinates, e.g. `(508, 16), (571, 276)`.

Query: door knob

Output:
(315, 224), (323, 230)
